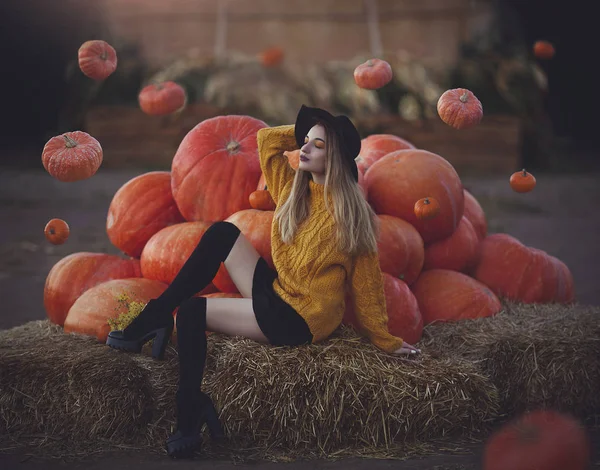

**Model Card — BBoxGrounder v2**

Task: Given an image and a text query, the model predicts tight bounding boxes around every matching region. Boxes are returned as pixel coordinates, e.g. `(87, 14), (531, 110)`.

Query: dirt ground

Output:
(1, 167), (599, 469)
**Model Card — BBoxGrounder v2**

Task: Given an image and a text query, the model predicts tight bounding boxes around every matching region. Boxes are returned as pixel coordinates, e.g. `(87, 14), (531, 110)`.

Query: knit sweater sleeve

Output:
(256, 124), (298, 204)
(349, 251), (405, 353)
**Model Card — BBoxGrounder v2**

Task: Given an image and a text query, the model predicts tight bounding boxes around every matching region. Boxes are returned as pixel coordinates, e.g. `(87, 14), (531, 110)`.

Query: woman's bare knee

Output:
(205, 297), (270, 343)
(223, 233), (261, 298)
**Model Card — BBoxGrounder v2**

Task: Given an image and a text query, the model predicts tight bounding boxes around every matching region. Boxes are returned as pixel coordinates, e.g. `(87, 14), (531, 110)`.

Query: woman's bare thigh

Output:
(205, 297), (270, 344)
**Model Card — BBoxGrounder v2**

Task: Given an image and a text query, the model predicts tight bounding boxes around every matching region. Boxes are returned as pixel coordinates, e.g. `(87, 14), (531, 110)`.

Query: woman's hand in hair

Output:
(392, 342), (421, 356)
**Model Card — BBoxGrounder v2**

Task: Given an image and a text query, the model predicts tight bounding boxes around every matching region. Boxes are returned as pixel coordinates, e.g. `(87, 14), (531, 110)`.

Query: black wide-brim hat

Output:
(294, 105), (361, 182)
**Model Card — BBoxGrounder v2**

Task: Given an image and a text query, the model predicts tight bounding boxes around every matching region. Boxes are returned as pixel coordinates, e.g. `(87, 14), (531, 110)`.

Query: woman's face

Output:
(299, 124), (327, 181)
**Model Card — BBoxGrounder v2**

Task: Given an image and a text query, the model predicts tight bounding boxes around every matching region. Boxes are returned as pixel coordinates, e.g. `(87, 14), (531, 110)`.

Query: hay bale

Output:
(421, 302), (600, 420)
(0, 320), (498, 460)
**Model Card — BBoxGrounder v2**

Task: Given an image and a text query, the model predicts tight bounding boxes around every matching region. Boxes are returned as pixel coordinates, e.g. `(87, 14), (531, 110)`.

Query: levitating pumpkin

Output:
(171, 115), (267, 222)
(41, 131), (103, 182)
(410, 269), (502, 326)
(483, 410), (590, 470)
(259, 46), (284, 67)
(44, 252), (142, 326)
(44, 218), (70, 245)
(353, 58), (393, 90)
(249, 190), (276, 211)
(138, 81), (187, 116)
(437, 88), (483, 130)
(509, 169), (536, 193)
(414, 197), (440, 220)
(78, 40), (117, 81)
(107, 171), (185, 258)
(533, 40), (555, 60)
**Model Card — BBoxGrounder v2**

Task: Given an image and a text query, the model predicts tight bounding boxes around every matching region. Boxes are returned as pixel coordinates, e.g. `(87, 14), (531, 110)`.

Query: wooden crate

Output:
(356, 114), (522, 175)
(83, 104), (228, 169)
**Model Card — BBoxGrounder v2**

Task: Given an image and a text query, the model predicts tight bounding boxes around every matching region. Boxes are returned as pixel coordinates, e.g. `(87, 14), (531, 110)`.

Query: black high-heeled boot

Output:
(165, 390), (224, 459)
(105, 221), (241, 360)
(165, 297), (224, 459)
(106, 298), (174, 360)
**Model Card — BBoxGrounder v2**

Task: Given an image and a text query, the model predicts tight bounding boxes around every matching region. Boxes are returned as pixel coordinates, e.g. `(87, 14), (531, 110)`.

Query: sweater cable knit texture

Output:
(256, 124), (404, 353)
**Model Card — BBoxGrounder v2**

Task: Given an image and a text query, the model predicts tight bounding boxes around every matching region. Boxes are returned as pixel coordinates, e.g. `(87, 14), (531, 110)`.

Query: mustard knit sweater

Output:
(256, 124), (405, 354)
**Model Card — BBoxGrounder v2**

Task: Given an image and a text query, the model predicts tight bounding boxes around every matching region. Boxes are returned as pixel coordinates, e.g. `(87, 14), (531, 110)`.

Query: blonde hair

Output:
(275, 121), (379, 256)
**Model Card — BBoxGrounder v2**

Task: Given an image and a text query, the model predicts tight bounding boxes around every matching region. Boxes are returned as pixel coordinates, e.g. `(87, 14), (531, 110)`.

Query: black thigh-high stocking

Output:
(158, 221), (241, 312)
(174, 297), (208, 434)
(121, 221), (241, 339)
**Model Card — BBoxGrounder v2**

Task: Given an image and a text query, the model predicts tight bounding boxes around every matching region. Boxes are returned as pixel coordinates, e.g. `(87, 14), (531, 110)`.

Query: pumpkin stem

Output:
(100, 50), (108, 61)
(366, 59), (374, 67)
(63, 134), (78, 148)
(49, 228), (55, 235)
(423, 198), (430, 205)
(459, 91), (469, 103)
(226, 141), (241, 153)
(522, 168), (527, 176)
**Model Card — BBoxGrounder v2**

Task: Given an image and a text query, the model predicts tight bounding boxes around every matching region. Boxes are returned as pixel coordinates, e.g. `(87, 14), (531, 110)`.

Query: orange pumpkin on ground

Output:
(353, 58), (393, 90)
(44, 252), (142, 327)
(463, 189), (488, 241)
(78, 40), (117, 81)
(410, 269), (502, 326)
(518, 247), (557, 304)
(44, 218), (70, 245)
(139, 221), (218, 296)
(41, 131), (103, 182)
(423, 216), (480, 273)
(171, 115), (267, 222)
(213, 209), (274, 293)
(471, 233), (533, 301)
(355, 134), (415, 175)
(547, 255), (575, 304)
(107, 171), (185, 258)
(533, 40), (555, 60)
(437, 88), (483, 130)
(138, 81), (187, 116)
(366, 149), (465, 244)
(509, 169), (536, 193)
(344, 273), (423, 345)
(64, 278), (168, 342)
(376, 215), (424, 284)
(483, 410), (590, 470)
(249, 190), (276, 211)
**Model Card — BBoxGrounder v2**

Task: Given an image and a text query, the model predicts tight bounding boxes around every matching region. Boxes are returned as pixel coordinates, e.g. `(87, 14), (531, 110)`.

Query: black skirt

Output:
(252, 257), (313, 346)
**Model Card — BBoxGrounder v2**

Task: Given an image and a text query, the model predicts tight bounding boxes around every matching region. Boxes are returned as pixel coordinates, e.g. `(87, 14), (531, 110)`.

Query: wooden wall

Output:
(97, 0), (493, 70)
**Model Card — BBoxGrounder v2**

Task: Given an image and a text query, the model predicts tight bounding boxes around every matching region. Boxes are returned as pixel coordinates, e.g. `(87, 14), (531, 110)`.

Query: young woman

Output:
(106, 105), (421, 459)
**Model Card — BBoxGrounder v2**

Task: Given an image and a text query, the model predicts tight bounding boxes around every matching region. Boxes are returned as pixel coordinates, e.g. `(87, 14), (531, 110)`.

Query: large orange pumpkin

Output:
(78, 40), (117, 81)
(213, 209), (274, 293)
(171, 115), (267, 222)
(356, 134), (415, 175)
(376, 215), (424, 284)
(483, 410), (590, 470)
(518, 247), (556, 304)
(411, 269), (501, 325)
(64, 278), (168, 342)
(463, 189), (488, 241)
(423, 216), (480, 272)
(139, 221), (218, 295)
(548, 255), (575, 304)
(471, 233), (534, 301)
(44, 252), (142, 327)
(41, 131), (103, 182)
(344, 273), (423, 344)
(366, 149), (465, 244)
(107, 171), (185, 258)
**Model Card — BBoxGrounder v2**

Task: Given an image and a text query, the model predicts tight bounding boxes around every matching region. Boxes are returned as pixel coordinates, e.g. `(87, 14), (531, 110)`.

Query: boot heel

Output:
(200, 394), (225, 440)
(151, 326), (173, 360)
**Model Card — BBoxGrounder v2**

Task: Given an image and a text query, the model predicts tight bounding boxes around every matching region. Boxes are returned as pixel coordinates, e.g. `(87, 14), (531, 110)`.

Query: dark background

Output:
(0, 0), (596, 166)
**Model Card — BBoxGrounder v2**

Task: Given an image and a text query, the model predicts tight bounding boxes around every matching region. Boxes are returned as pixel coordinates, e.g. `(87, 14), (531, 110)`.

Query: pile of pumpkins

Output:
(43, 114), (575, 346)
